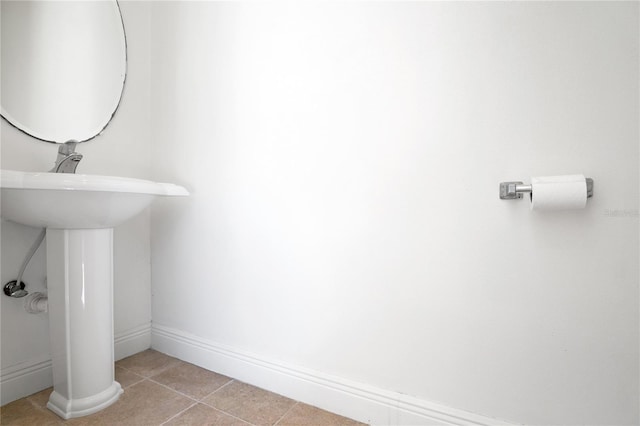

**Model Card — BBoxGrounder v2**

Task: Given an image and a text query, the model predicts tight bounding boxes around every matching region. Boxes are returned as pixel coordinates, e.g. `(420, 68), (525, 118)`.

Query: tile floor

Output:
(0, 350), (365, 426)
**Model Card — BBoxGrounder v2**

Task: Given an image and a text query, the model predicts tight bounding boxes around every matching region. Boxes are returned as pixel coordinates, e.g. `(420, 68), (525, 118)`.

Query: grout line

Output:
(115, 367), (146, 389)
(125, 378), (151, 390)
(114, 363), (133, 373)
(132, 378), (257, 426)
(122, 376), (146, 389)
(273, 401), (299, 426)
(208, 405), (257, 426)
(197, 378), (236, 401)
(114, 363), (153, 378)
(115, 351), (183, 379)
(199, 380), (236, 410)
(198, 380), (264, 425)
(146, 378), (199, 403)
(159, 401), (198, 425)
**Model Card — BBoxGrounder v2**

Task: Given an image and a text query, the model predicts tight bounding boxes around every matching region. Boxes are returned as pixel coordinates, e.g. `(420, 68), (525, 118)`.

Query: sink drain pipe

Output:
(25, 292), (48, 313)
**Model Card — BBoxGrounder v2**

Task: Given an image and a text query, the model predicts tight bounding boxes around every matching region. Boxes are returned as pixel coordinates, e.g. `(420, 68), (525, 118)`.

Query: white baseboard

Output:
(114, 323), (152, 361)
(0, 323), (151, 406)
(0, 356), (53, 407)
(151, 324), (518, 426)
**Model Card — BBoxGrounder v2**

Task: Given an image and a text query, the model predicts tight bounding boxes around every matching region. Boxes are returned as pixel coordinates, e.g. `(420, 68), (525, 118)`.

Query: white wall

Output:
(1, 1), (153, 404)
(149, 2), (639, 425)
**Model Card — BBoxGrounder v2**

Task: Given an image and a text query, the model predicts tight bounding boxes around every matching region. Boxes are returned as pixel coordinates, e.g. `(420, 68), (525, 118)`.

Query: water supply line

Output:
(4, 231), (49, 313)
(3, 229), (46, 298)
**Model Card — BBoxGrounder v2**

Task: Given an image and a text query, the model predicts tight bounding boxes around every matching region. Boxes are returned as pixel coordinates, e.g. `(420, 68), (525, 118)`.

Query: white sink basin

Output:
(0, 169), (188, 419)
(0, 169), (188, 229)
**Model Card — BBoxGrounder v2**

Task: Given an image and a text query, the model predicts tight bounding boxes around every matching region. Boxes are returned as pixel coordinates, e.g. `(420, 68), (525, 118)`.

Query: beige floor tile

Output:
(116, 365), (145, 388)
(164, 403), (249, 426)
(2, 356), (365, 426)
(151, 362), (232, 400)
(202, 381), (296, 426)
(66, 380), (193, 426)
(26, 387), (53, 408)
(116, 349), (182, 378)
(276, 403), (364, 426)
(0, 398), (61, 425)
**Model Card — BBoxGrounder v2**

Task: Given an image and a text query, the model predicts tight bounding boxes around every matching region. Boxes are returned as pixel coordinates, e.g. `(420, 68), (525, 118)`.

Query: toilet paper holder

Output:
(500, 178), (594, 200)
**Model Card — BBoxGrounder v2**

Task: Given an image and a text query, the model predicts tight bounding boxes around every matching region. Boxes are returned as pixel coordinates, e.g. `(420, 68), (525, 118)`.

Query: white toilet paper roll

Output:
(530, 174), (587, 211)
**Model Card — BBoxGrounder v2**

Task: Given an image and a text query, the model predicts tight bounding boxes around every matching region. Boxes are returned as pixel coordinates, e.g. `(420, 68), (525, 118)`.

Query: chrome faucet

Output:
(50, 140), (82, 173)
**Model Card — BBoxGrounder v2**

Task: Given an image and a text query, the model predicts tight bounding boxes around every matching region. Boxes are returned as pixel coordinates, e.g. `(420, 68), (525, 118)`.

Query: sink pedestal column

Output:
(45, 228), (122, 419)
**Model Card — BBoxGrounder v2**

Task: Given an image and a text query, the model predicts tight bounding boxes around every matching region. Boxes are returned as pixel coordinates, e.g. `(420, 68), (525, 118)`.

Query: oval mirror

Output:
(1, 0), (127, 143)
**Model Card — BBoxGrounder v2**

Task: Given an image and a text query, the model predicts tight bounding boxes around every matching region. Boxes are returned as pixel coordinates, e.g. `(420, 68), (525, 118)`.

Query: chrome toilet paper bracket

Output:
(500, 178), (593, 200)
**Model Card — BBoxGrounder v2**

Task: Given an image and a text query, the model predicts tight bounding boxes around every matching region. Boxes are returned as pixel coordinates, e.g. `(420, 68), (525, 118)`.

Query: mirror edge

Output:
(0, 0), (128, 145)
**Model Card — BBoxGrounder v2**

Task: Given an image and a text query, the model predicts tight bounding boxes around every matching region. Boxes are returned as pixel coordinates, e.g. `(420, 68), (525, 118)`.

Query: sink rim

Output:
(1, 169), (189, 196)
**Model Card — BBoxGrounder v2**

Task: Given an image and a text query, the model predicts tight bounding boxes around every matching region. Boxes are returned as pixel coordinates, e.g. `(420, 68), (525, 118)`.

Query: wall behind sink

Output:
(148, 2), (638, 425)
(0, 1), (153, 404)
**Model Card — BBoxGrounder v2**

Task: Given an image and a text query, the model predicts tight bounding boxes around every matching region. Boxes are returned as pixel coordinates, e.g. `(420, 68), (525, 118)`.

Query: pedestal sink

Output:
(0, 169), (188, 419)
